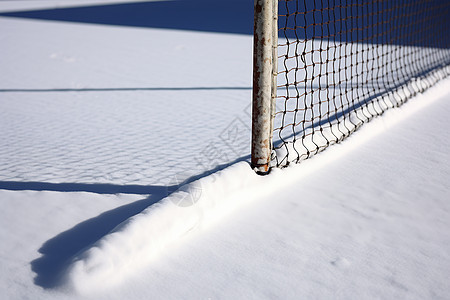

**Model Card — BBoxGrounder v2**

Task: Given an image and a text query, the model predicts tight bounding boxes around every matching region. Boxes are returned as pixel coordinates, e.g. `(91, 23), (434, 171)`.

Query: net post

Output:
(251, 0), (276, 175)
(270, 0), (278, 144)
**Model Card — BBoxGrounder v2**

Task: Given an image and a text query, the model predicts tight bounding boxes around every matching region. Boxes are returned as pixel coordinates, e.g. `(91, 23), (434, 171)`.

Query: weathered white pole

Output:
(251, 0), (276, 174)
(271, 0), (278, 143)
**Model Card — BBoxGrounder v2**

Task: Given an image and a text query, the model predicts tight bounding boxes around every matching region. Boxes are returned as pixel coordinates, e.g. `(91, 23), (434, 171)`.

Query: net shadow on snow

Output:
(0, 0), (448, 47)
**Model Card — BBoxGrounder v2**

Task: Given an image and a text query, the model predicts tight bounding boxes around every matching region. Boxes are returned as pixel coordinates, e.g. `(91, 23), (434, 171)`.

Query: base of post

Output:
(251, 163), (272, 176)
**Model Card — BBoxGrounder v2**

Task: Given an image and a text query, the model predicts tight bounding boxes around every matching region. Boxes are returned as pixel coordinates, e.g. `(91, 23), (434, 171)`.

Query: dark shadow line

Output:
(0, 87), (253, 93)
(0, 181), (169, 195)
(0, 83), (385, 93)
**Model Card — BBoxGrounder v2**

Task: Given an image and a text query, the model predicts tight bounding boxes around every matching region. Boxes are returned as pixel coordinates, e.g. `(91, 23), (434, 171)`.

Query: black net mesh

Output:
(273, 0), (450, 167)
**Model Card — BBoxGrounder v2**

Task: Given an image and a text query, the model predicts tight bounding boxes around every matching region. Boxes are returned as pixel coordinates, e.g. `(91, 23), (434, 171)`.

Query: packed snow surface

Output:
(1, 1), (450, 299)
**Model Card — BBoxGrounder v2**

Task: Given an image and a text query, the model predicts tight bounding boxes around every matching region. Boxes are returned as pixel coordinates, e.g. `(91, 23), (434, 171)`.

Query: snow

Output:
(61, 76), (450, 298)
(63, 162), (260, 295)
(0, 14), (253, 186)
(1, 1), (450, 299)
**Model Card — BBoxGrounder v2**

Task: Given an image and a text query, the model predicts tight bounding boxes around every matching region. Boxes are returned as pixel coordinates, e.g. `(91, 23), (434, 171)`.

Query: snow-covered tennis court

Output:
(1, 1), (450, 299)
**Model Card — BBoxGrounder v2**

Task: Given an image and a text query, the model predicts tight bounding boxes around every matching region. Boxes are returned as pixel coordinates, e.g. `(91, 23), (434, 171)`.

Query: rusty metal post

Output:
(271, 0), (278, 142)
(251, 0), (276, 175)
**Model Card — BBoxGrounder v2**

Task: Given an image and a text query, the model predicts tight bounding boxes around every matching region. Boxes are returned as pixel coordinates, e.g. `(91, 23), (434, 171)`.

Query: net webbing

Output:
(273, 0), (450, 167)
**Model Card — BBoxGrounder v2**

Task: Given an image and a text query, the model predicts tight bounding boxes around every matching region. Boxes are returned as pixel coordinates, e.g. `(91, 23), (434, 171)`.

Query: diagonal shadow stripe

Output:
(31, 192), (164, 288)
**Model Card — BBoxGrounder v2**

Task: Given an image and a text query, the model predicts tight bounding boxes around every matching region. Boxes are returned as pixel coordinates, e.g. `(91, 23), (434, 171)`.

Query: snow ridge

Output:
(63, 162), (259, 294)
(62, 74), (450, 295)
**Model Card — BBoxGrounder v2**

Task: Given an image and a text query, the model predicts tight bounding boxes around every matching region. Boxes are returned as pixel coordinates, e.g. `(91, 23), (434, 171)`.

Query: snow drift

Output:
(62, 73), (450, 296)
(63, 162), (262, 294)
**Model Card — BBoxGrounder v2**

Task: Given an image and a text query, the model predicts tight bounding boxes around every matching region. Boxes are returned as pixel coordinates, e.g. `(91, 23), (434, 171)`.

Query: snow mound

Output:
(63, 162), (260, 294)
(62, 74), (450, 296)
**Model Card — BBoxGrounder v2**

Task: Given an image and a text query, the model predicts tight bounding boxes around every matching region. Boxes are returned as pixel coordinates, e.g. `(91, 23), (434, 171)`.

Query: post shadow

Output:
(20, 155), (250, 289)
(30, 187), (166, 288)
